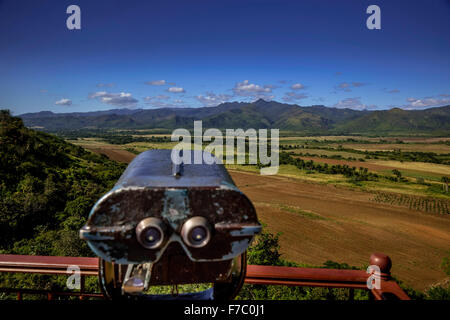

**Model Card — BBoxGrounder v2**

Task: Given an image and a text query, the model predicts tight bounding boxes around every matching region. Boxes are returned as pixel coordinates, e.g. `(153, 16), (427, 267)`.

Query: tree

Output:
(442, 177), (449, 193)
(392, 169), (402, 181)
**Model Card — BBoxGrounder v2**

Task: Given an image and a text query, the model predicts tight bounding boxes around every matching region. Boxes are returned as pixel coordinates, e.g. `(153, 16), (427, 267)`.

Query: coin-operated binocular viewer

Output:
(80, 150), (261, 300)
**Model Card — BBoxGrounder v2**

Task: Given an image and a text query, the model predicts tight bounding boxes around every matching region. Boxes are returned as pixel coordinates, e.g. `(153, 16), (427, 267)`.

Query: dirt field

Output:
(86, 146), (136, 163)
(229, 170), (450, 291)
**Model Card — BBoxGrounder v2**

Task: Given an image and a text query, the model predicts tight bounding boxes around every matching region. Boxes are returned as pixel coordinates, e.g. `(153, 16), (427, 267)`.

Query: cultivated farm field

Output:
(231, 170), (450, 291)
(67, 133), (450, 291)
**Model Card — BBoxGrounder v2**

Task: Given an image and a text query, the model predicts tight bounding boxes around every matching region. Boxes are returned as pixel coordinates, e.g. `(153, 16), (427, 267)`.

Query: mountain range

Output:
(18, 99), (450, 135)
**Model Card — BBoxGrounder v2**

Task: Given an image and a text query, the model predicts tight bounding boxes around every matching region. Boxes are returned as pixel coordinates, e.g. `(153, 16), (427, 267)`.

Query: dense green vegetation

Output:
(278, 152), (378, 182)
(0, 110), (126, 255)
(54, 129), (172, 145)
(0, 110), (127, 299)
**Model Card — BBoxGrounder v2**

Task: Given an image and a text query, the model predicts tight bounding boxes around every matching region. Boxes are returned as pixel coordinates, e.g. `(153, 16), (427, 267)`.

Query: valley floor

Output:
(229, 170), (450, 291)
(76, 139), (450, 291)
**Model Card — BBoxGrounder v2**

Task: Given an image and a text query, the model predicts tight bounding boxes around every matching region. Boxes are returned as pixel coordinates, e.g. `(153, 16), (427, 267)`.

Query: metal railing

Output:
(0, 253), (410, 300)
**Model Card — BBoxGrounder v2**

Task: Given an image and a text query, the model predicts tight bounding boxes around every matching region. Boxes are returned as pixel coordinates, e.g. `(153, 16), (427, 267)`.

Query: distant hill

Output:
(19, 100), (450, 135)
(335, 106), (450, 134)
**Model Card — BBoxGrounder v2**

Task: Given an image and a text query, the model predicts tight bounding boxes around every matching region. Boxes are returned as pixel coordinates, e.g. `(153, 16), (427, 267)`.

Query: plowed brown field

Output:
(230, 170), (450, 290)
(86, 147), (136, 163)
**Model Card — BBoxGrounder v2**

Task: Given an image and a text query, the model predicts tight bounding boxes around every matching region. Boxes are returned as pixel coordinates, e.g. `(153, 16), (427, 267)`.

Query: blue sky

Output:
(0, 0), (449, 114)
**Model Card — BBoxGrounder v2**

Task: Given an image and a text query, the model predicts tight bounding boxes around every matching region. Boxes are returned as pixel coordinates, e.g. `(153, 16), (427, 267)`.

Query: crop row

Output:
(372, 192), (449, 215)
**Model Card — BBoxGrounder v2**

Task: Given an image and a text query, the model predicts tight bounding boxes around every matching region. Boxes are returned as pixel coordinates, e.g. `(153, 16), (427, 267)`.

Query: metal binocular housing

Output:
(80, 149), (261, 300)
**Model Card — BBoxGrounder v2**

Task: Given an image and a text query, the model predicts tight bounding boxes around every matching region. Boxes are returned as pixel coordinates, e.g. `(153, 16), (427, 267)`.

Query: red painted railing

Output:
(0, 253), (409, 300)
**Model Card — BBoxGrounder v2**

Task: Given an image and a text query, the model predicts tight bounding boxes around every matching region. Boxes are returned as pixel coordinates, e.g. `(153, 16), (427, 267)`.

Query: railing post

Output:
(80, 275), (85, 300)
(348, 288), (354, 300)
(369, 253), (392, 281)
(368, 252), (410, 300)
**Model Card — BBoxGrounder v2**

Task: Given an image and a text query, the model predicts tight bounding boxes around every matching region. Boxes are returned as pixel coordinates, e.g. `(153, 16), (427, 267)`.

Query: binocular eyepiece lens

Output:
(143, 227), (162, 247)
(136, 216), (212, 249)
(136, 218), (166, 249)
(190, 226), (207, 244)
(181, 216), (212, 248)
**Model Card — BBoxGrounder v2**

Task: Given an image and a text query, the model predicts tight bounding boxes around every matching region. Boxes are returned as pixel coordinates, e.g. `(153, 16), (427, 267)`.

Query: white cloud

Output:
(290, 83), (305, 90)
(335, 82), (365, 92)
(404, 95), (450, 109)
(337, 83), (351, 90)
(144, 95), (171, 102)
(89, 91), (138, 107)
(282, 92), (308, 102)
(196, 92), (232, 107)
(144, 100), (185, 109)
(96, 83), (114, 88)
(232, 80), (276, 100)
(55, 98), (72, 106)
(332, 97), (376, 110)
(167, 87), (185, 93)
(145, 80), (167, 86)
(156, 95), (170, 100)
(233, 80), (271, 95)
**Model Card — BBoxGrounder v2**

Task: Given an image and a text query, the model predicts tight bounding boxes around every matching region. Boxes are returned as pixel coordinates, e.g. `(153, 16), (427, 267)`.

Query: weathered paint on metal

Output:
(80, 150), (261, 265)
(161, 189), (191, 230)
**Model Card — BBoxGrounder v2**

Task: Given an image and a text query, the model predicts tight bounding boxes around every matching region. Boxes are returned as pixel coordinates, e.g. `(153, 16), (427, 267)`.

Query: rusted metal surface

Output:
(80, 150), (262, 265)
(0, 253), (410, 300)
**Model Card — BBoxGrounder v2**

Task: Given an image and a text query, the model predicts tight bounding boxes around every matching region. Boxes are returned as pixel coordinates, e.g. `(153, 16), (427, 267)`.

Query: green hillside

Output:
(20, 100), (450, 135)
(0, 110), (126, 256)
(336, 106), (450, 135)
